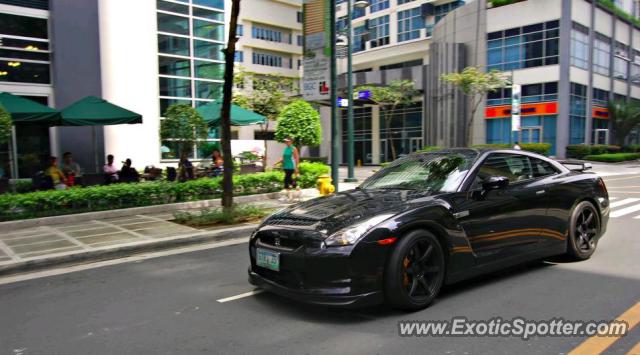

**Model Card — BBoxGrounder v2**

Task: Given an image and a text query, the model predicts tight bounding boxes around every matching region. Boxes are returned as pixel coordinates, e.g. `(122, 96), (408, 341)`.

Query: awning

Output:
(60, 96), (142, 126)
(196, 101), (266, 127)
(0, 92), (62, 125)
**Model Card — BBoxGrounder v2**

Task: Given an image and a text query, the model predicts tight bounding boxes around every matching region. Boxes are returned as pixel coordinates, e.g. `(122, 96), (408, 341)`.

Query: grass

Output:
(172, 204), (272, 227)
(583, 153), (640, 162)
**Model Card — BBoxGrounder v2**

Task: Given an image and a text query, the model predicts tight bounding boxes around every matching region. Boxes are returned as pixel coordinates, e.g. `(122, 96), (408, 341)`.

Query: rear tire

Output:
(566, 201), (600, 260)
(384, 230), (445, 311)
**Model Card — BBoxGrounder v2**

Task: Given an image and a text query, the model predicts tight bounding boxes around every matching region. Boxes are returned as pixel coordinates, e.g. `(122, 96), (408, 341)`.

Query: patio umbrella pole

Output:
(93, 126), (99, 173)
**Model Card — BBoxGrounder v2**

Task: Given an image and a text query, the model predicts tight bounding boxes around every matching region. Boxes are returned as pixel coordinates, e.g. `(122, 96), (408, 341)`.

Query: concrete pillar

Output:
(371, 105), (380, 165)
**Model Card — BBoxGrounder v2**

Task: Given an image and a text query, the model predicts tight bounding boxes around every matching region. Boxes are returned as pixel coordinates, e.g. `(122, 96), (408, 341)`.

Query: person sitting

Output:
(61, 152), (81, 187)
(45, 156), (67, 190)
(120, 158), (140, 183)
(103, 154), (119, 184)
(178, 153), (195, 182)
(209, 149), (224, 177)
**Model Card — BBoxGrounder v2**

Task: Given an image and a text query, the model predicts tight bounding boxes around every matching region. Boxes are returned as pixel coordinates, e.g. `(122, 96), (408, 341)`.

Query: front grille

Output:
(259, 233), (303, 250)
(263, 216), (318, 227)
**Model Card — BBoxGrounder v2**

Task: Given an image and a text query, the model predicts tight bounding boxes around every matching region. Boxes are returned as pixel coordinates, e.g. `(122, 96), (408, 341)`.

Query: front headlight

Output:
(324, 214), (394, 247)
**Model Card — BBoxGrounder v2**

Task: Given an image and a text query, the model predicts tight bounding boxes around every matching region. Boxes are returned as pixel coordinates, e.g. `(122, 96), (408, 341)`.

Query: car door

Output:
(449, 153), (550, 263)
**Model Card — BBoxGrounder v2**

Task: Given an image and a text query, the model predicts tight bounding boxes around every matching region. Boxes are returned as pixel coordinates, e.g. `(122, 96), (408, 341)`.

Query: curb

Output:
(0, 191), (287, 233)
(0, 224), (257, 277)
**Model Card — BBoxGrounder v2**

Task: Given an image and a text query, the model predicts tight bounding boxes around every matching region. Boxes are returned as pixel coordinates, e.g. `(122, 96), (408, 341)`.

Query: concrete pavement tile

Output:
(18, 246), (83, 258)
(10, 240), (78, 255)
(0, 228), (49, 239)
(103, 217), (150, 225)
(55, 223), (103, 232)
(118, 221), (160, 230)
(66, 227), (121, 238)
(75, 232), (140, 245)
(3, 235), (65, 247)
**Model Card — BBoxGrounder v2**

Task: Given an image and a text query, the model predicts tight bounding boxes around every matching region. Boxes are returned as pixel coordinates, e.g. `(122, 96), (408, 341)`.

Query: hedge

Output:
(566, 145), (622, 159)
(0, 162), (329, 221)
(582, 153), (640, 162)
(472, 143), (552, 155)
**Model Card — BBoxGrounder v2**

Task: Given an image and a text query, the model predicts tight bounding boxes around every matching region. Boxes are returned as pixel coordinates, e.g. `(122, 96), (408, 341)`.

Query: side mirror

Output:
(482, 176), (509, 191)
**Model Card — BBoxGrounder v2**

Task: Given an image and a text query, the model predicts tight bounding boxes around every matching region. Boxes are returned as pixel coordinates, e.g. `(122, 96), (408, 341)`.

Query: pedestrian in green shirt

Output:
(275, 137), (299, 191)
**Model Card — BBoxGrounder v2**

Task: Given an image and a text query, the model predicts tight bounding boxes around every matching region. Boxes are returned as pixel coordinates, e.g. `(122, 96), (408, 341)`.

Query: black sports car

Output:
(248, 148), (609, 310)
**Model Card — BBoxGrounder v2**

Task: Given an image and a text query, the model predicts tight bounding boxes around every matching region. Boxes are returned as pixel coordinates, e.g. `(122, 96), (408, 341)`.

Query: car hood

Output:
(262, 188), (439, 235)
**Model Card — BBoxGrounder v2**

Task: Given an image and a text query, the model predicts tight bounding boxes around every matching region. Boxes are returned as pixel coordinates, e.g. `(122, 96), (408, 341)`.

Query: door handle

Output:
(536, 190), (546, 195)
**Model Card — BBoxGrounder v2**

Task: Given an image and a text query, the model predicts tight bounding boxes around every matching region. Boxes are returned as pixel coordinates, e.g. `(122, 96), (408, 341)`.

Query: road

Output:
(1, 174), (639, 355)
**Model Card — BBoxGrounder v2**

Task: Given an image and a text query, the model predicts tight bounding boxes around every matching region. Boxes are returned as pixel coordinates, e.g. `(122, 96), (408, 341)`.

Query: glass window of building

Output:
(593, 33), (611, 76)
(487, 20), (559, 71)
(157, 0), (189, 14)
(353, 26), (367, 52)
(158, 56), (191, 77)
(435, 1), (464, 23)
(193, 40), (224, 60)
(157, 12), (190, 35)
(632, 49), (640, 85)
(159, 77), (192, 97)
(570, 22), (589, 69)
(193, 19), (224, 41)
(369, 0), (389, 13)
(341, 107), (373, 164)
(570, 83), (587, 144)
(194, 60), (224, 80)
(192, 6), (224, 21)
(613, 41), (629, 80)
(378, 103), (423, 162)
(252, 24), (291, 44)
(235, 51), (243, 62)
(195, 80), (223, 99)
(193, 0), (224, 10)
(0, 13), (48, 39)
(158, 34), (190, 56)
(593, 88), (608, 107)
(369, 15), (390, 48)
(397, 7), (424, 42)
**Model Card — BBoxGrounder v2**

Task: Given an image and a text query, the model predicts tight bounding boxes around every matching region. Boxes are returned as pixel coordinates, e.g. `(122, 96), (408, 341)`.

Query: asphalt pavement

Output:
(0, 173), (639, 354)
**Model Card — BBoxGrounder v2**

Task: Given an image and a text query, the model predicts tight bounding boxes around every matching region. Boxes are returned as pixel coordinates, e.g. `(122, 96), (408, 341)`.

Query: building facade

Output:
(426, 0), (640, 158)
(318, 0), (466, 164)
(0, 0), (301, 178)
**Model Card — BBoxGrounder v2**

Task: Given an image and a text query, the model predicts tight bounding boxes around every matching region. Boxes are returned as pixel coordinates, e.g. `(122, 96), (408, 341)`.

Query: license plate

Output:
(256, 248), (280, 271)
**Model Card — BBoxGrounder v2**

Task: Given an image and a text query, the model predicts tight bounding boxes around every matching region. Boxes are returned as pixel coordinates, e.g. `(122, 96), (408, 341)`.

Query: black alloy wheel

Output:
(385, 230), (445, 310)
(567, 201), (600, 260)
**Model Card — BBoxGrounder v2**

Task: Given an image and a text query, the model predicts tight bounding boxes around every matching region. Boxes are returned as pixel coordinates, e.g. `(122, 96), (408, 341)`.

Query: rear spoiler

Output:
(557, 160), (592, 172)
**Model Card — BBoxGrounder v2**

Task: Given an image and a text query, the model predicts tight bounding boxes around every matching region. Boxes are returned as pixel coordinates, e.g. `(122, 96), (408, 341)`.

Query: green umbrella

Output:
(196, 101), (266, 127)
(60, 96), (142, 126)
(0, 92), (61, 125)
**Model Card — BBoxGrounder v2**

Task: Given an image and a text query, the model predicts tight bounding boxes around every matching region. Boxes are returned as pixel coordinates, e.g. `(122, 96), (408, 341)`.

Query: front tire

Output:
(384, 230), (445, 310)
(566, 201), (600, 260)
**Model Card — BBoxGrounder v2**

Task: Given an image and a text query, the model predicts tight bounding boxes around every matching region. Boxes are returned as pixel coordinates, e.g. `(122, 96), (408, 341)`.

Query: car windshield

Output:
(359, 152), (475, 192)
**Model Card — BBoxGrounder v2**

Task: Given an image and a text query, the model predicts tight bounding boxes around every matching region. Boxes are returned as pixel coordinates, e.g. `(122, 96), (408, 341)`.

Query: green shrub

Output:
(297, 161), (330, 188)
(0, 169), (310, 221)
(623, 144), (640, 153)
(567, 144), (623, 158)
(301, 156), (328, 164)
(583, 153), (640, 162)
(418, 146), (442, 152)
(472, 143), (551, 155)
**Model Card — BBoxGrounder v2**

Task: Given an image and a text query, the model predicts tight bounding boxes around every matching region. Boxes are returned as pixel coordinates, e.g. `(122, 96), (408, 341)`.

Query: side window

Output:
(530, 157), (559, 178)
(472, 153), (533, 188)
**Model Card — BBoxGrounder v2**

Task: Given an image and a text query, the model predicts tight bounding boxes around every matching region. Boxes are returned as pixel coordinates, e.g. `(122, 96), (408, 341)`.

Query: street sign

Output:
(357, 90), (371, 100)
(511, 84), (521, 132)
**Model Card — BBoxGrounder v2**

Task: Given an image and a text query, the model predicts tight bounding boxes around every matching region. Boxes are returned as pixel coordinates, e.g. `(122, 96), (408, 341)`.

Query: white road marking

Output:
(0, 237), (250, 286)
(611, 204), (640, 218)
(217, 290), (263, 303)
(609, 198), (640, 208)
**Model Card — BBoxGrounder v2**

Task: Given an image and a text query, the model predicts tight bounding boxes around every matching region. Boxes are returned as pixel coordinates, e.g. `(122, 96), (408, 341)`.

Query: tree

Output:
(159, 104), (207, 157)
(0, 105), (11, 145)
(275, 100), (322, 148)
(233, 70), (295, 165)
(0, 106), (12, 179)
(219, 0), (241, 210)
(608, 99), (640, 146)
(356, 80), (419, 161)
(441, 66), (510, 145)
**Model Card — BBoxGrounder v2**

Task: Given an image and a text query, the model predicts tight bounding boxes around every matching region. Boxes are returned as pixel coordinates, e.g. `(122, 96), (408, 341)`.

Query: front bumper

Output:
(248, 269), (383, 307)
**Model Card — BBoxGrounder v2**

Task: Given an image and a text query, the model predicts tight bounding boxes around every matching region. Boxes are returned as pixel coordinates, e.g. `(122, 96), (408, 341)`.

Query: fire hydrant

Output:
(316, 174), (335, 196)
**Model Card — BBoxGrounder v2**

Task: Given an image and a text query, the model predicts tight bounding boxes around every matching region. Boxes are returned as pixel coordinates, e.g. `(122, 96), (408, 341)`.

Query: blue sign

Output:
(357, 90), (371, 100)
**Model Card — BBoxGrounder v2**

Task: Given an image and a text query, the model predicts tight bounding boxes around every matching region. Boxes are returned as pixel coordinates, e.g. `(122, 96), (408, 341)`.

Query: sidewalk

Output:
(0, 170), (376, 276)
